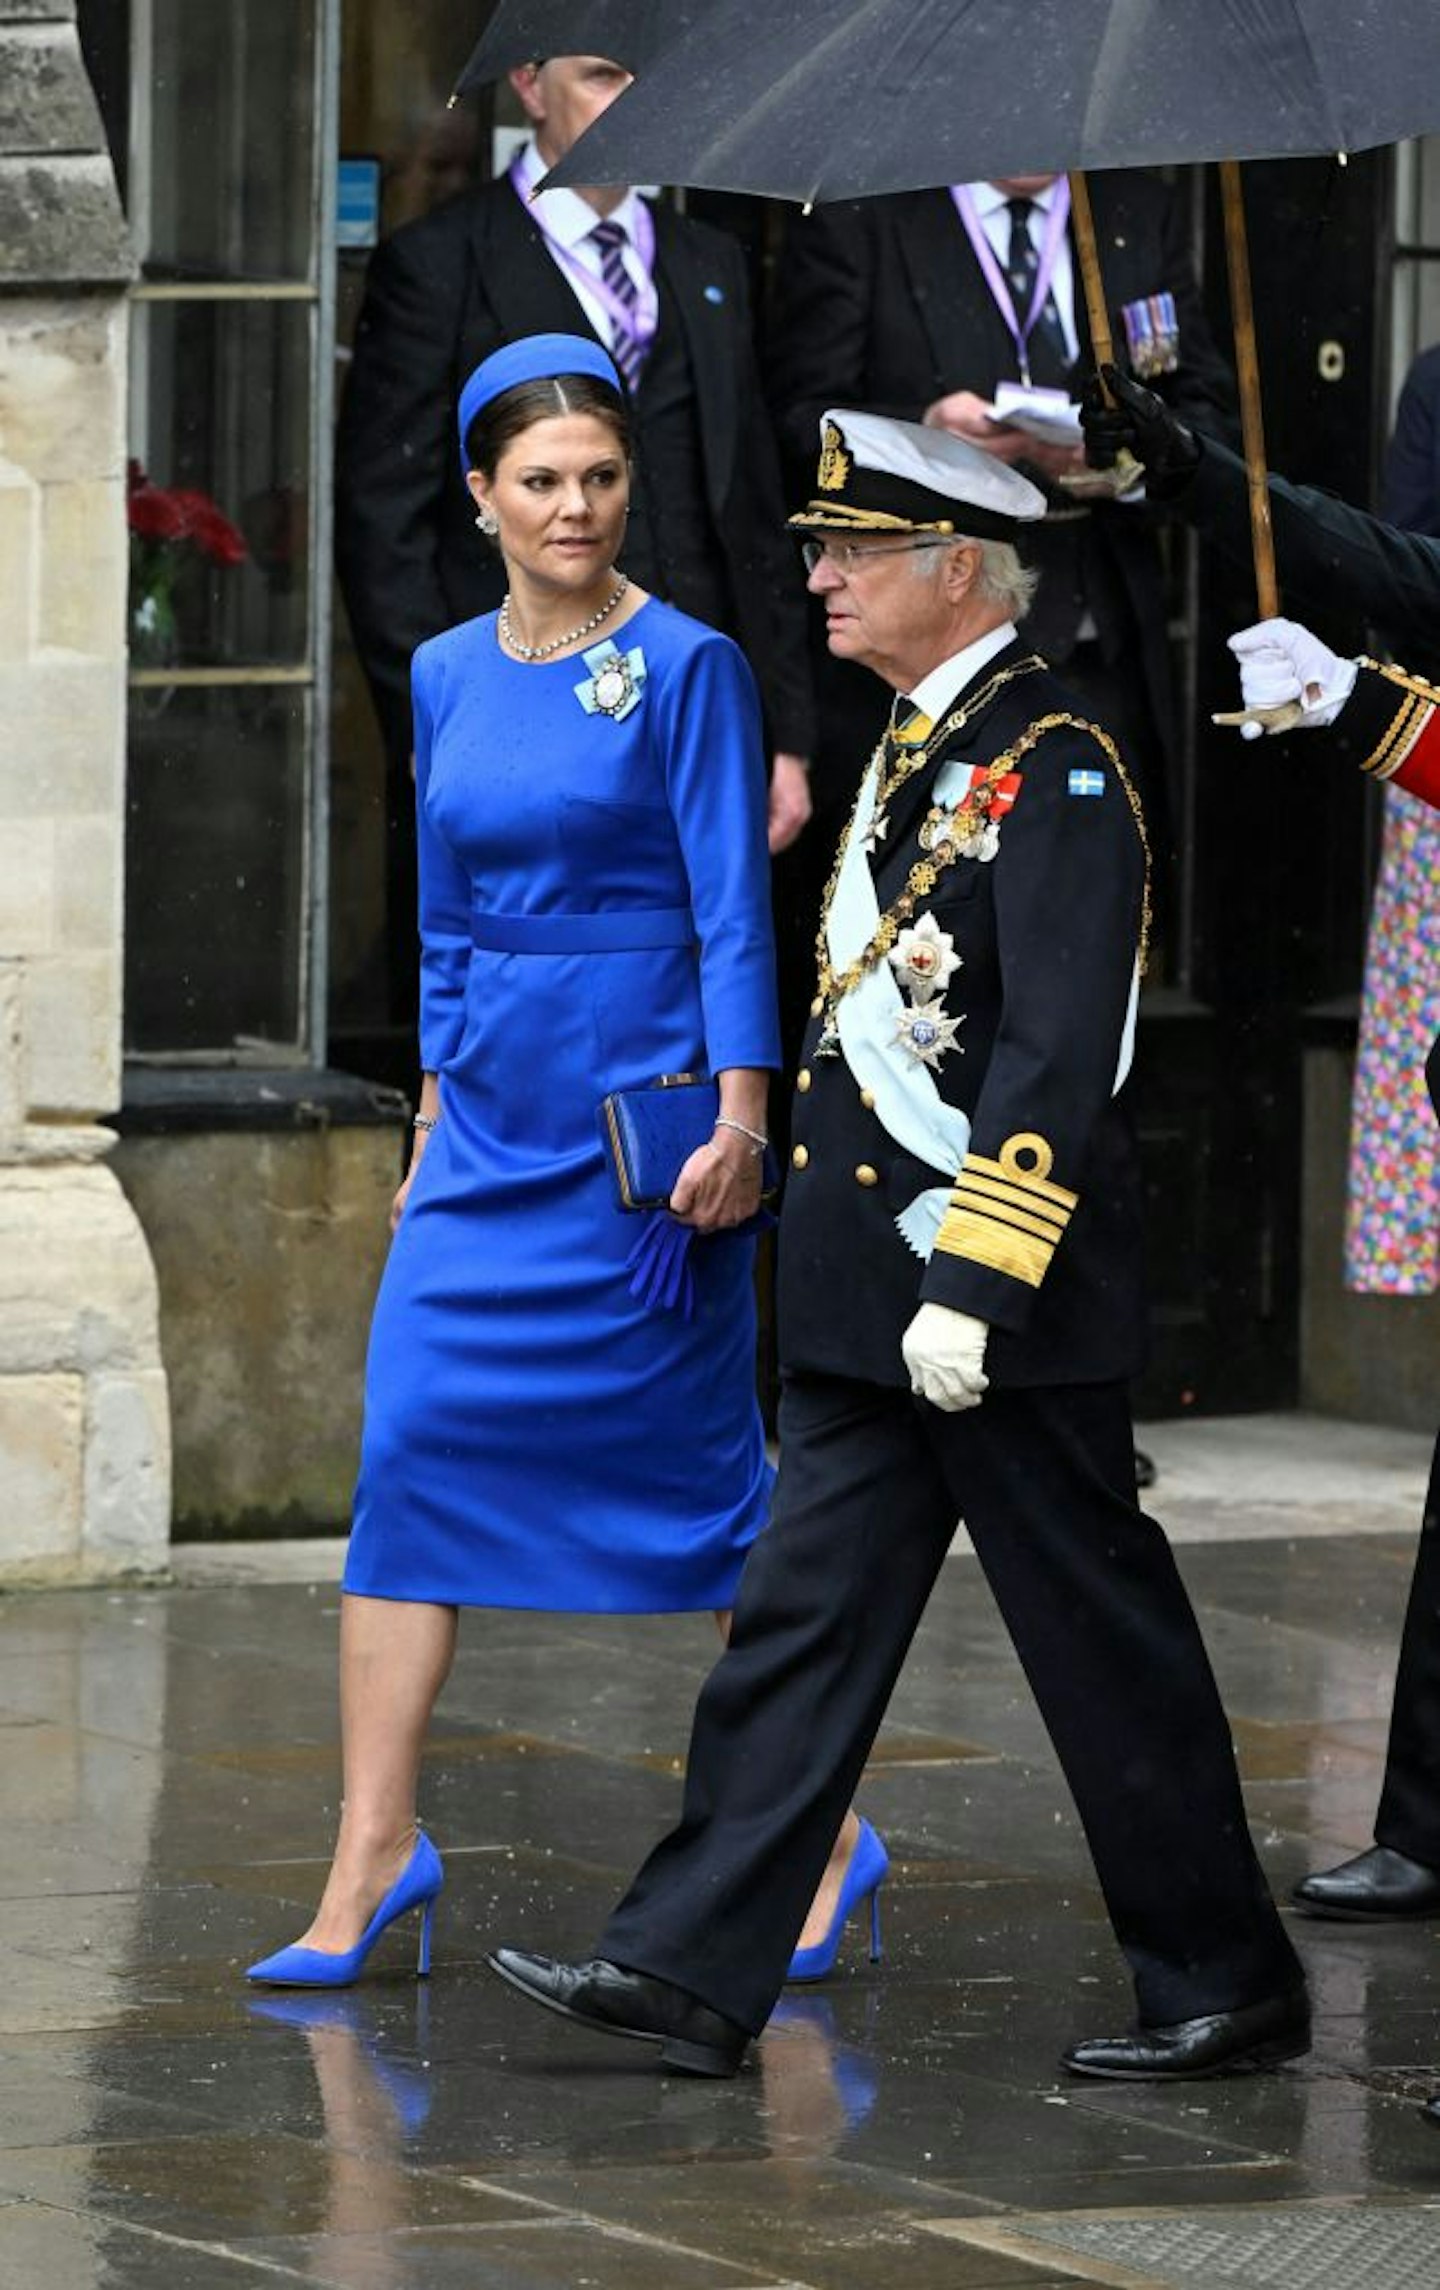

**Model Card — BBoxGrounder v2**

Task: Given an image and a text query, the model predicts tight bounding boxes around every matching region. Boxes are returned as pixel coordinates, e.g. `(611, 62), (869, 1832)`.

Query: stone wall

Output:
(109, 1076), (406, 1538)
(0, 0), (170, 1582)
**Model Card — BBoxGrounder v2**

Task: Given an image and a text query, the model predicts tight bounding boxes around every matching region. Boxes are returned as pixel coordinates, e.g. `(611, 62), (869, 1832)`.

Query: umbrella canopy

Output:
(453, 1), (705, 95)
(545, 0), (1440, 202)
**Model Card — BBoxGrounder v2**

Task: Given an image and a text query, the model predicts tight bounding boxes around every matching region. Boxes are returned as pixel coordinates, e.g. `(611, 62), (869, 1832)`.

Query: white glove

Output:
(1214, 617), (1358, 740)
(901, 1304), (990, 1412)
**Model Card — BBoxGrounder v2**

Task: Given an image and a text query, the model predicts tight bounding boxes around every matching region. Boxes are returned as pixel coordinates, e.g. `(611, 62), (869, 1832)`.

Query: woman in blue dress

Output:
(246, 334), (804, 1986)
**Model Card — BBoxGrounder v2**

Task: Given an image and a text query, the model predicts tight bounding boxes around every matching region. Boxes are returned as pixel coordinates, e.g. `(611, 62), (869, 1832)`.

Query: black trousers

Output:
(1375, 1424), (1440, 1869)
(600, 1371), (1301, 2035)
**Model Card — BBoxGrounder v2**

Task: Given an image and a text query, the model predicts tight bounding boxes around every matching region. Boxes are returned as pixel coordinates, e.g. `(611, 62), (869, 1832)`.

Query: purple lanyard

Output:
(951, 180), (1072, 387)
(509, 153), (658, 361)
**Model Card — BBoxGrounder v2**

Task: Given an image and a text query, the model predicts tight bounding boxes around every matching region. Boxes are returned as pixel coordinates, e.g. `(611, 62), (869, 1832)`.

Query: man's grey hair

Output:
(912, 535), (1038, 617)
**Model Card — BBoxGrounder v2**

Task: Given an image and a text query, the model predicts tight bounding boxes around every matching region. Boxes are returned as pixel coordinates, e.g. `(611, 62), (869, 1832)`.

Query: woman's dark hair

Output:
(465, 372), (631, 476)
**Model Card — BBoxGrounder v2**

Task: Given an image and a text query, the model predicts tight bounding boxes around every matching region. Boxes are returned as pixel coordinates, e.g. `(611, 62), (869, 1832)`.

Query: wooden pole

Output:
(1067, 169), (1116, 380)
(1219, 158), (1279, 617)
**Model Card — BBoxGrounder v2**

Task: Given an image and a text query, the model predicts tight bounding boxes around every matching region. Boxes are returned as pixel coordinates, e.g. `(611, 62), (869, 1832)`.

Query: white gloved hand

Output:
(901, 1304), (990, 1412)
(1214, 617), (1359, 740)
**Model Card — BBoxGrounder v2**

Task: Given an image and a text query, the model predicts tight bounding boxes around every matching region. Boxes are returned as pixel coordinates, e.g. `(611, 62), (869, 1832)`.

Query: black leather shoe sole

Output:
(1062, 1993), (1310, 2081)
(484, 1951), (743, 2077)
(1292, 1892), (1440, 1923)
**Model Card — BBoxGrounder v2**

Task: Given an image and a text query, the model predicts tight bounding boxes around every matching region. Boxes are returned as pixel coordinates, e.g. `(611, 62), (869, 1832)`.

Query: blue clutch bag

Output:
(598, 1075), (777, 1211)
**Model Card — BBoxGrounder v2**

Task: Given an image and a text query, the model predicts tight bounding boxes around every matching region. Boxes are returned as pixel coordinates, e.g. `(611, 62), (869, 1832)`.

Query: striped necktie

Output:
(589, 218), (646, 391)
(1004, 197), (1070, 384)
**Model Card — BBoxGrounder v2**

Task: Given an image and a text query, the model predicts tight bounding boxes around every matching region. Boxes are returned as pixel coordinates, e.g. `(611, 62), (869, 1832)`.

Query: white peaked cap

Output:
(789, 407), (1047, 537)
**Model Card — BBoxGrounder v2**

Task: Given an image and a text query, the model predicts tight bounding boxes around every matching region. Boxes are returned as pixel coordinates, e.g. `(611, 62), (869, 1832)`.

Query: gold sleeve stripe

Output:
(1356, 659), (1440, 782)
(949, 1192), (1068, 1246)
(932, 1211), (1055, 1287)
(950, 1176), (1072, 1237)
(1367, 695), (1434, 782)
(961, 1150), (1078, 1211)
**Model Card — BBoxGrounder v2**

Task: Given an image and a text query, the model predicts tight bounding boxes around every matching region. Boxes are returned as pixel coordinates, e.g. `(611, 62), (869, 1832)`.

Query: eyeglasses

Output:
(799, 535), (958, 575)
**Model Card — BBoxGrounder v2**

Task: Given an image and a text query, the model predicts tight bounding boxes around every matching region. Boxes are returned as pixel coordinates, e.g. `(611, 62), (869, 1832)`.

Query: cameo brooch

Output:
(575, 638), (647, 723)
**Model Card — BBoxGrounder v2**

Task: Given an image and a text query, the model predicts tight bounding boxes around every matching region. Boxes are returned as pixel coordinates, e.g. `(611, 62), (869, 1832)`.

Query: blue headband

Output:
(456, 333), (623, 472)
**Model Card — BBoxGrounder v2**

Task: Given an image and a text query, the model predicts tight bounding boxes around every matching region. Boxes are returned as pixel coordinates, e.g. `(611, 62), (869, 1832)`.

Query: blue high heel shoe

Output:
(786, 1818), (889, 1984)
(245, 1829), (443, 1988)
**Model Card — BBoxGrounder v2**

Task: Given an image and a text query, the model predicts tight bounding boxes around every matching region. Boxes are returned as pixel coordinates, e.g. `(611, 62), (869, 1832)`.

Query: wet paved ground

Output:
(2, 1418), (1439, 2288)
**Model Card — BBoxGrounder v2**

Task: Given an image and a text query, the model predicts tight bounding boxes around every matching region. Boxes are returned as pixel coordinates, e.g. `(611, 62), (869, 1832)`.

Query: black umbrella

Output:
(545, 0), (1440, 613)
(451, 1), (703, 96)
(544, 0), (1440, 200)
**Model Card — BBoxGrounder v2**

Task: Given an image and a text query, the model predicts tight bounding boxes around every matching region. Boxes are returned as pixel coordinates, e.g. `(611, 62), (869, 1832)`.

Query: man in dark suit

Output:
(1086, 365), (1440, 1946)
(483, 409), (1307, 2085)
(336, 54), (815, 1010)
(765, 170), (1234, 874)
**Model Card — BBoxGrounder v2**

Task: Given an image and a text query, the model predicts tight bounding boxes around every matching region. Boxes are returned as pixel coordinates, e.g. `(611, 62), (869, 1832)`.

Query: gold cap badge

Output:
(817, 419), (851, 493)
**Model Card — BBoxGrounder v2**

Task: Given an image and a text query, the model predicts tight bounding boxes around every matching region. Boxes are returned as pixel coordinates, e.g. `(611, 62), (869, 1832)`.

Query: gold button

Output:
(810, 996), (824, 1017)
(791, 1144), (810, 1171)
(796, 1068), (811, 1093)
(860, 1088), (876, 1110)
(854, 1163), (878, 1187)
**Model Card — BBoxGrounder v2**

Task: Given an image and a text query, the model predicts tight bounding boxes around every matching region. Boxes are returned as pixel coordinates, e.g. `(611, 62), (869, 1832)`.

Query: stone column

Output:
(0, 0), (170, 1581)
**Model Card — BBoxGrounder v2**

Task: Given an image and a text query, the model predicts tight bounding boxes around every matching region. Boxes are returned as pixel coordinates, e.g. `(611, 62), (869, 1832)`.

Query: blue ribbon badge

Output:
(575, 637), (647, 722)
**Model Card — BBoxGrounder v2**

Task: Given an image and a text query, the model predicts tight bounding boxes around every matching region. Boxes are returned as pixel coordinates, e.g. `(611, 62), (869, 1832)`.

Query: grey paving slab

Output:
(245, 2219), (798, 2290)
(0, 2204), (323, 2289)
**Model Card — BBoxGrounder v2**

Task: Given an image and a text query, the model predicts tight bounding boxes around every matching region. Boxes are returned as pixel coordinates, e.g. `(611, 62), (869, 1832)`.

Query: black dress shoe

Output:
(1062, 1988), (1310, 2081)
(1423, 2095), (1440, 2128)
(486, 1948), (748, 2077)
(1291, 1844), (1440, 1922)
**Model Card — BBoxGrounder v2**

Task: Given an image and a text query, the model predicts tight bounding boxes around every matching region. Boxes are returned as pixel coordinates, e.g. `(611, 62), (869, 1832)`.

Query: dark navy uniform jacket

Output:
(778, 639), (1149, 1392)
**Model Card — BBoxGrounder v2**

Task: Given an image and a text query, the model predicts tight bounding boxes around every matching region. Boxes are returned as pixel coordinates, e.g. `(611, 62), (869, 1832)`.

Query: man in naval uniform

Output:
(484, 412), (1307, 2084)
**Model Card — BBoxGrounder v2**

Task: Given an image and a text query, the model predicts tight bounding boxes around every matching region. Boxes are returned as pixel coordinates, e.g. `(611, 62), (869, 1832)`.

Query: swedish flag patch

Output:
(1068, 768), (1105, 797)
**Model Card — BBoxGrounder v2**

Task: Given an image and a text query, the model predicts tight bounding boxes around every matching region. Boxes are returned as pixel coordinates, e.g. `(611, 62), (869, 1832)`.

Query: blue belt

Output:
(469, 906), (695, 953)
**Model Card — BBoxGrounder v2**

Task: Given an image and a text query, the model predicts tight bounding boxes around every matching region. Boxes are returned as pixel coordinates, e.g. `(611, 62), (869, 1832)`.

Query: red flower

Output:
(127, 461), (248, 564)
(127, 461), (188, 542)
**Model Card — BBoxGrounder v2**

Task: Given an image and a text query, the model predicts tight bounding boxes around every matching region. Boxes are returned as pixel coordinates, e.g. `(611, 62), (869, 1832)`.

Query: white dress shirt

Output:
(959, 178), (1080, 365)
(511, 140), (659, 350)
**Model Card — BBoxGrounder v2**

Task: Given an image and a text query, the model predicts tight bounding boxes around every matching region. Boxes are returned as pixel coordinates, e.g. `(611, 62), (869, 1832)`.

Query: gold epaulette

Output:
(933, 1133), (1076, 1288)
(1356, 657), (1440, 783)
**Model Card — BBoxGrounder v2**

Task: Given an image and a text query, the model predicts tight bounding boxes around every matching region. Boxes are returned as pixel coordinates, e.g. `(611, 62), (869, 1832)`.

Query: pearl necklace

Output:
(499, 575), (629, 661)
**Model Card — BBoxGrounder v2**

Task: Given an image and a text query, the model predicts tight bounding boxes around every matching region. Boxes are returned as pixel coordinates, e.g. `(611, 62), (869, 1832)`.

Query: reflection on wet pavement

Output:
(0, 1534), (1437, 2286)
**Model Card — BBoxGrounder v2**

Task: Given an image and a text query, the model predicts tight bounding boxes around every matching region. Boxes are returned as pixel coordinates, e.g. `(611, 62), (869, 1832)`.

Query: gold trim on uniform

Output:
(809, 660), (1047, 1039)
(1359, 656), (1440, 706)
(1356, 659), (1440, 782)
(817, 421), (853, 493)
(810, 697), (1152, 1050)
(933, 1215), (1055, 1287)
(932, 1134), (1077, 1287)
(790, 500), (957, 533)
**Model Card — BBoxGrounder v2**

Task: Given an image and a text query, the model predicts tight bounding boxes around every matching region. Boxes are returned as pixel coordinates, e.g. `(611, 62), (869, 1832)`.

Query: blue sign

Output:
(337, 158), (381, 250)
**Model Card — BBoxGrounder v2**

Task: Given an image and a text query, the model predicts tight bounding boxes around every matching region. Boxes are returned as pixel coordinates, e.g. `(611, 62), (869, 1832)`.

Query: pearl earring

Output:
(475, 505), (499, 537)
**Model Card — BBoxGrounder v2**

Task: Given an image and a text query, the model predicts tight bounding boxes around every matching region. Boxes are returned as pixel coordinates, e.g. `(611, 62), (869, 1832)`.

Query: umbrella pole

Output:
(1219, 159), (1279, 617)
(1067, 171), (1116, 378)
